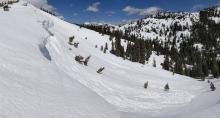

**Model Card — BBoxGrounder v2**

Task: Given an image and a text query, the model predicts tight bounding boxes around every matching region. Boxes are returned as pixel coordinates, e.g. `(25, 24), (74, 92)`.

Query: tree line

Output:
(0, 0), (19, 7)
(80, 6), (220, 79)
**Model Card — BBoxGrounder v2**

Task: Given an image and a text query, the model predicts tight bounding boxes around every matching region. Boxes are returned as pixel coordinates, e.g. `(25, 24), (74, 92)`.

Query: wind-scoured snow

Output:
(0, 1), (220, 118)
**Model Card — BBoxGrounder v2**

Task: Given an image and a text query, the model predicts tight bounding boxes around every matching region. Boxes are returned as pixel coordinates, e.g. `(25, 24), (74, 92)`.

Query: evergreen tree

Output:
(202, 60), (209, 76)
(164, 83), (170, 91)
(103, 42), (108, 54)
(74, 42), (79, 48)
(104, 48), (107, 53)
(80, 7), (220, 79)
(109, 35), (114, 41)
(207, 80), (210, 83)
(211, 59), (219, 78)
(144, 82), (148, 89)
(105, 42), (108, 50)
(100, 45), (104, 51)
(75, 55), (84, 64)
(174, 59), (183, 75)
(125, 42), (131, 59)
(84, 56), (91, 66)
(163, 55), (170, 71)
(110, 40), (115, 54)
(97, 67), (105, 74)
(153, 58), (156, 67)
(139, 39), (146, 64)
(210, 82), (216, 91)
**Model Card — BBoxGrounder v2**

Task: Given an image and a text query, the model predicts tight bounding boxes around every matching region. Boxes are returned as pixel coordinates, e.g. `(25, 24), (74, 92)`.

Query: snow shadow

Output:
(42, 20), (54, 36)
(217, 100), (220, 104)
(39, 39), (52, 61)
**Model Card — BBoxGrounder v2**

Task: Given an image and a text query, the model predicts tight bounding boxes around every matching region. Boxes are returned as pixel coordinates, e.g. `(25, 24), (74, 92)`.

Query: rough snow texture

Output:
(0, 2), (220, 118)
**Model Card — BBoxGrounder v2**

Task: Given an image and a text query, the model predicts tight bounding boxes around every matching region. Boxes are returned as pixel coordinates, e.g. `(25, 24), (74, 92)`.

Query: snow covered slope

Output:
(0, 1), (220, 118)
(0, 2), (121, 118)
(84, 12), (199, 48)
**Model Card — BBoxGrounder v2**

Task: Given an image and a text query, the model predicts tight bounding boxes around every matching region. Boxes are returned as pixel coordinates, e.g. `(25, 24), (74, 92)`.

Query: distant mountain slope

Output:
(84, 11), (199, 43)
(82, 6), (220, 79)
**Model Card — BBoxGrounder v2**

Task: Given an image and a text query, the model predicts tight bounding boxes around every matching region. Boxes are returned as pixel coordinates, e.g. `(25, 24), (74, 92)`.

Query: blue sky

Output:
(47, 0), (220, 24)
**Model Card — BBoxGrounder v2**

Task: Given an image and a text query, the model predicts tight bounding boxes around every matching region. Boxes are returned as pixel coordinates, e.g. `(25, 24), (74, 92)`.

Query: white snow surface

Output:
(210, 17), (220, 23)
(0, 2), (220, 118)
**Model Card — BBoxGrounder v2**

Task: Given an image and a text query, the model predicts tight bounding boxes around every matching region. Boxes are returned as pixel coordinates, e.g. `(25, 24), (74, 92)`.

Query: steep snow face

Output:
(0, 2), (220, 118)
(0, 2), (121, 118)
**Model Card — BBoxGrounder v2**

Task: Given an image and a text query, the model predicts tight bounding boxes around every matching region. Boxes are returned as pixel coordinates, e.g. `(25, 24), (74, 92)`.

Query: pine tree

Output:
(110, 40), (115, 54)
(134, 39), (141, 62)
(139, 39), (146, 64)
(211, 59), (219, 78)
(120, 46), (125, 59)
(174, 60), (183, 75)
(97, 67), (105, 74)
(74, 42), (79, 48)
(75, 55), (84, 64)
(109, 35), (114, 41)
(125, 42), (131, 59)
(144, 82), (148, 89)
(207, 80), (210, 83)
(115, 38), (122, 56)
(163, 55), (170, 71)
(104, 43), (108, 53)
(100, 45), (104, 51)
(164, 83), (170, 91)
(84, 56), (91, 66)
(210, 82), (216, 91)
(202, 60), (209, 76)
(153, 58), (156, 67)
(103, 48), (107, 53)
(105, 42), (108, 50)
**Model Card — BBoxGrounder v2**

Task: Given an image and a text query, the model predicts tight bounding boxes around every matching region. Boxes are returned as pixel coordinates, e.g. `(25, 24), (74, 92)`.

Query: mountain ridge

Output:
(81, 6), (220, 79)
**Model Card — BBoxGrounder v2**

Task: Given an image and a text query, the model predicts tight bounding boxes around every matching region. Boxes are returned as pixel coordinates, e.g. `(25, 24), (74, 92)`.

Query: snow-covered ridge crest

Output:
(84, 11), (199, 48)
